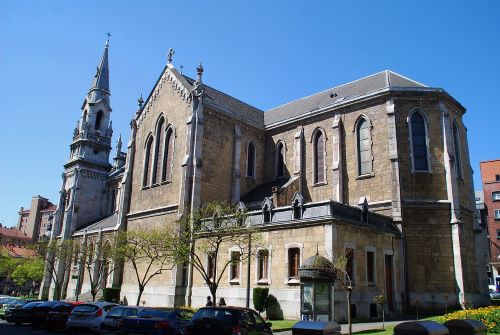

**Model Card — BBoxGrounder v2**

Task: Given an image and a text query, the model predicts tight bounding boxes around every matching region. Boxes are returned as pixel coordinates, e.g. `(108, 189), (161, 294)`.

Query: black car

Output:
(8, 301), (44, 325)
(119, 307), (194, 335)
(183, 307), (273, 335)
(100, 306), (148, 334)
(31, 300), (61, 327)
(45, 301), (84, 331)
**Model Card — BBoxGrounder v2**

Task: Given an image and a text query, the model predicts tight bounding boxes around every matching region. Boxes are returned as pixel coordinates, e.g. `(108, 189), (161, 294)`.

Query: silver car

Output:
(66, 302), (118, 334)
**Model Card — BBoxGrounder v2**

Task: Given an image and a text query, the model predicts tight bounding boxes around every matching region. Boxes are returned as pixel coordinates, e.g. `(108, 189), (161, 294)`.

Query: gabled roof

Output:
(0, 227), (30, 239)
(264, 70), (427, 125)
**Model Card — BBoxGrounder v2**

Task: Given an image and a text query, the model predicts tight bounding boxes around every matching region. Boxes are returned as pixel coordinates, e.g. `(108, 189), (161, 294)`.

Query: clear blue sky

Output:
(1, 0), (499, 227)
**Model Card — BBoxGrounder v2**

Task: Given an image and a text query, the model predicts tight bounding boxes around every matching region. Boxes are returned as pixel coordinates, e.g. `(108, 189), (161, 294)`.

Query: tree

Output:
(41, 239), (75, 300)
(115, 225), (179, 306)
(176, 201), (263, 306)
(331, 248), (354, 335)
(0, 252), (23, 283)
(82, 238), (118, 302)
(11, 258), (45, 287)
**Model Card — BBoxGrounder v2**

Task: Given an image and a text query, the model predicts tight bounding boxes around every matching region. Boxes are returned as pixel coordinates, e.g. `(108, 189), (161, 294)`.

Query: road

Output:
(0, 320), (60, 335)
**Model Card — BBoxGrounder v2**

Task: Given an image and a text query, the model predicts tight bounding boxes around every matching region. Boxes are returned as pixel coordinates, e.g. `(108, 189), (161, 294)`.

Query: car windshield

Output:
(53, 303), (72, 312)
(37, 301), (59, 307)
(73, 304), (99, 313)
(2, 298), (19, 305)
(191, 309), (238, 325)
(106, 307), (138, 317)
(138, 309), (174, 319)
(23, 302), (42, 308)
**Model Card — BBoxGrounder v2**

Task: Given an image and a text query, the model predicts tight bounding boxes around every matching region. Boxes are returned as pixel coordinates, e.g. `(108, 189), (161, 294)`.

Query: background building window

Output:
(263, 205), (271, 223)
(288, 248), (300, 279)
(313, 130), (325, 183)
(276, 142), (285, 178)
(230, 251), (241, 281)
(247, 141), (256, 178)
(497, 230), (500, 240)
(410, 111), (429, 171)
(95, 110), (103, 130)
(356, 117), (372, 176)
(492, 192), (500, 201)
(452, 121), (462, 179)
(257, 250), (269, 281)
(494, 209), (500, 220)
(366, 251), (375, 283)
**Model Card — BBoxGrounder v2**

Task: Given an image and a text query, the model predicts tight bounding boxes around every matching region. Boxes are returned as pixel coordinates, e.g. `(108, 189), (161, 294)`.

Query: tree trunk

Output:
(136, 286), (144, 306)
(347, 290), (352, 335)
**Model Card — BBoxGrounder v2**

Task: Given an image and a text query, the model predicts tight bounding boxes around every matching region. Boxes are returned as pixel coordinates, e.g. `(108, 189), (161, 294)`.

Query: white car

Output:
(66, 302), (118, 334)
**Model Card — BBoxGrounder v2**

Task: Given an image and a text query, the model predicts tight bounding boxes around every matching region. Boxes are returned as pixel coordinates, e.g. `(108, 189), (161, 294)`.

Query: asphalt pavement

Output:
(0, 320), (61, 335)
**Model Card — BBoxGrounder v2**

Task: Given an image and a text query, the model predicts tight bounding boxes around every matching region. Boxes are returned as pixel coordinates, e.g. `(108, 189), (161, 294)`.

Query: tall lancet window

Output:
(356, 116), (372, 176)
(246, 140), (256, 178)
(95, 110), (103, 130)
(452, 120), (462, 179)
(409, 110), (430, 172)
(313, 129), (326, 184)
(162, 127), (174, 182)
(276, 141), (285, 178)
(143, 135), (154, 187)
(153, 117), (165, 184)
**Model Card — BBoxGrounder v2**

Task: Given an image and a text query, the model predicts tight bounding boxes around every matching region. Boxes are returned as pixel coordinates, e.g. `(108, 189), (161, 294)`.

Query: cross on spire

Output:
(167, 48), (175, 64)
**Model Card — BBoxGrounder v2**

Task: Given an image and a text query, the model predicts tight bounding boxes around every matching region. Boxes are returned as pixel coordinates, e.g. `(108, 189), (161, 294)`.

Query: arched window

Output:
(313, 130), (325, 184)
(452, 120), (462, 179)
(409, 110), (430, 171)
(275, 142), (285, 178)
(356, 117), (372, 176)
(143, 136), (154, 187)
(162, 127), (174, 182)
(246, 141), (256, 178)
(95, 110), (103, 130)
(152, 118), (165, 184)
(263, 205), (271, 223)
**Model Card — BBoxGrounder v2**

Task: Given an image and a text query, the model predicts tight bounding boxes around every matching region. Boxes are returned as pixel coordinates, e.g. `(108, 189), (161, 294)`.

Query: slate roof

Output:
(89, 43), (110, 93)
(264, 70), (427, 125)
(74, 213), (118, 235)
(183, 76), (264, 129)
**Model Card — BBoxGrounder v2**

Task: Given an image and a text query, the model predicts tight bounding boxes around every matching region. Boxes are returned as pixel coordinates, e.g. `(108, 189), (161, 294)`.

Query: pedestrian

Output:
(218, 297), (226, 307)
(206, 296), (213, 306)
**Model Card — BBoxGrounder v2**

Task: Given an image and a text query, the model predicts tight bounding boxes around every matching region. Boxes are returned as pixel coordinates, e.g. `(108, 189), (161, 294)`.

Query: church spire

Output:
(89, 35), (110, 97)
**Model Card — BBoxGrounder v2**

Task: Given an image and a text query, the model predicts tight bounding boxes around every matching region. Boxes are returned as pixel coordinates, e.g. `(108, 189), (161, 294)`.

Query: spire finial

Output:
(196, 62), (203, 83)
(116, 134), (122, 153)
(167, 48), (175, 64)
(105, 32), (111, 47)
(138, 94), (144, 110)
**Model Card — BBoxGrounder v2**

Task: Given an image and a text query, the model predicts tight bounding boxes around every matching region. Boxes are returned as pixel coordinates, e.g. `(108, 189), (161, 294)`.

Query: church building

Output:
(43, 40), (489, 321)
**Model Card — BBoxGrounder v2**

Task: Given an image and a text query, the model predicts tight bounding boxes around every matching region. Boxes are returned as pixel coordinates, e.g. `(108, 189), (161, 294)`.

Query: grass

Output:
(268, 319), (298, 330)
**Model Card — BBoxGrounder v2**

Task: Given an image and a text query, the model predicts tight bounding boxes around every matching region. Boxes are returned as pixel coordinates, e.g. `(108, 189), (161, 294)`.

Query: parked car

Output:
(66, 302), (118, 334)
(118, 307), (194, 335)
(31, 300), (62, 327)
(45, 301), (84, 331)
(2, 299), (30, 321)
(100, 306), (148, 334)
(183, 307), (273, 335)
(0, 297), (21, 319)
(8, 301), (44, 325)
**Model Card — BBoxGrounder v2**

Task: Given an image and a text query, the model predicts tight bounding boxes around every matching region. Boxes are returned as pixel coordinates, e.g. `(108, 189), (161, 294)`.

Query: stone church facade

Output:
(43, 41), (489, 320)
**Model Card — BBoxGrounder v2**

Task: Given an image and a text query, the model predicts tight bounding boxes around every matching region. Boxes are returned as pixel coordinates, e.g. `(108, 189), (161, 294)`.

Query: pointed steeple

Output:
(88, 37), (110, 99)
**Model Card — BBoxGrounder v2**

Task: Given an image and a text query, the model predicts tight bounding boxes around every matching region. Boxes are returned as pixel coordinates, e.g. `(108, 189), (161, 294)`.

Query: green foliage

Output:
(265, 294), (284, 320)
(103, 287), (121, 303)
(253, 287), (269, 314)
(0, 253), (23, 280)
(11, 258), (44, 286)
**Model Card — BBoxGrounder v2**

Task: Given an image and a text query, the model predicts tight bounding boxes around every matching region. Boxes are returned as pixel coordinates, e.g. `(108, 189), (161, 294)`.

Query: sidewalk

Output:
(275, 320), (409, 334)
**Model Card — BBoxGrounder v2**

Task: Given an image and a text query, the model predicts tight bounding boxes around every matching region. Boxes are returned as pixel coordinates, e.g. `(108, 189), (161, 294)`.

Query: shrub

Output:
(103, 287), (121, 303)
(439, 306), (500, 333)
(253, 287), (269, 314)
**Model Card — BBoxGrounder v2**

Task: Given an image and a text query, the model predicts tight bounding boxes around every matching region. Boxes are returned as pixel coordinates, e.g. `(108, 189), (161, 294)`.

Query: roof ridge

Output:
(386, 70), (427, 87)
(266, 70), (388, 112)
(182, 75), (264, 113)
